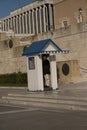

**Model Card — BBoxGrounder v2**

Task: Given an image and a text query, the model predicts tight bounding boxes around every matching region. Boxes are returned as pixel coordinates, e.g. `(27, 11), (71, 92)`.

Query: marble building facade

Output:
(2, 0), (54, 35)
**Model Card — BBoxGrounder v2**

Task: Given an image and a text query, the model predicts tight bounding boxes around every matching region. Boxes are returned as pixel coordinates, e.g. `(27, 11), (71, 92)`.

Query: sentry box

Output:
(22, 39), (69, 91)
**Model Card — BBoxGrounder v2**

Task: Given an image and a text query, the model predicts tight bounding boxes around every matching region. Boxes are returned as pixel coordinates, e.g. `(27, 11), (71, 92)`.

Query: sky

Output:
(0, 0), (34, 18)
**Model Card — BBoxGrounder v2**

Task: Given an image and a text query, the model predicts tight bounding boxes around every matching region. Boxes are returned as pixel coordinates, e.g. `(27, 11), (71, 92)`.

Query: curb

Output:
(0, 87), (27, 89)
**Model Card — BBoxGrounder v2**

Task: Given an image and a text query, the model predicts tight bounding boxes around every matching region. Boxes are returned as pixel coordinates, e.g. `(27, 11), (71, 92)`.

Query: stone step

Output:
(0, 93), (87, 111)
(0, 98), (87, 111)
(81, 78), (87, 82)
(7, 93), (87, 101)
(2, 96), (87, 106)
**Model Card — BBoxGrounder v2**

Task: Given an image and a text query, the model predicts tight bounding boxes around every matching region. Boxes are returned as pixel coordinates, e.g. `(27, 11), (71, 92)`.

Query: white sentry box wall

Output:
(27, 55), (44, 91)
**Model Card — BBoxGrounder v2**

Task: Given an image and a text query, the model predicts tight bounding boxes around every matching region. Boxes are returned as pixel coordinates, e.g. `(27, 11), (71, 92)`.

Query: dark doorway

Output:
(42, 54), (52, 91)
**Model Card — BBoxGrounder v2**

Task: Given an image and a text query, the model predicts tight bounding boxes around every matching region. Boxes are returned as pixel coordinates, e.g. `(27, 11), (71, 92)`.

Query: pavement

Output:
(0, 81), (87, 98)
(0, 82), (87, 129)
(58, 81), (87, 98)
(0, 105), (87, 130)
(0, 87), (26, 98)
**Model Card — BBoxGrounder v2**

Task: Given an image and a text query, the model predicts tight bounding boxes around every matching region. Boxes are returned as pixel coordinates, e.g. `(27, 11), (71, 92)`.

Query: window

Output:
(78, 8), (83, 23)
(62, 63), (69, 76)
(28, 57), (35, 70)
(62, 20), (68, 28)
(9, 39), (13, 48)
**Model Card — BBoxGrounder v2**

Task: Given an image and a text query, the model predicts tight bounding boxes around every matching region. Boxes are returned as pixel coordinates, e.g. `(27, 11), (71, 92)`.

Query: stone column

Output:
(10, 17), (12, 30)
(2, 21), (3, 31)
(4, 20), (6, 31)
(13, 17), (16, 33)
(22, 13), (25, 34)
(9, 17), (12, 30)
(6, 20), (7, 31)
(39, 6), (42, 34)
(7, 19), (9, 31)
(12, 17), (15, 33)
(5, 20), (6, 31)
(9, 18), (11, 30)
(25, 12), (28, 34)
(28, 10), (31, 34)
(19, 14), (22, 34)
(18, 15), (20, 34)
(36, 8), (38, 34)
(29, 10), (31, 34)
(45, 5), (48, 32)
(26, 11), (29, 34)
(43, 5), (46, 32)
(24, 13), (26, 34)
(2, 21), (5, 31)
(32, 9), (35, 34)
(12, 17), (14, 32)
(11, 18), (13, 31)
(48, 4), (53, 31)
(4, 20), (7, 31)
(1, 21), (3, 31)
(16, 16), (18, 34)
(15, 17), (17, 33)
(9, 18), (10, 30)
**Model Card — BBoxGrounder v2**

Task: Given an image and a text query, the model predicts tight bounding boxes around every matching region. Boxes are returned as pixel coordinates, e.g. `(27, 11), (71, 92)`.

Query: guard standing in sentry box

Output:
(42, 54), (51, 90)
